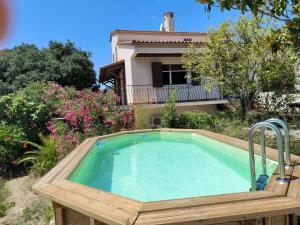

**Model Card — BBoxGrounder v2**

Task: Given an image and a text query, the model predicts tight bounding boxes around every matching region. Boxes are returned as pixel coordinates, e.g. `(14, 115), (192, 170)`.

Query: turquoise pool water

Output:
(69, 131), (277, 202)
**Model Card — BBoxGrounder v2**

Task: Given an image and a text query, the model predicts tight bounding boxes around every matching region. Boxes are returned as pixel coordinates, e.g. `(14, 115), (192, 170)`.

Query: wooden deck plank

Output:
(140, 191), (280, 212)
(54, 180), (142, 214)
(135, 197), (300, 225)
(287, 163), (300, 201)
(265, 165), (294, 196)
(35, 184), (138, 225)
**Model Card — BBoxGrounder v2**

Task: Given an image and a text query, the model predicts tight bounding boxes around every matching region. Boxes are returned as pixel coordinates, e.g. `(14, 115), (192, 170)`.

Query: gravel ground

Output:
(0, 175), (52, 225)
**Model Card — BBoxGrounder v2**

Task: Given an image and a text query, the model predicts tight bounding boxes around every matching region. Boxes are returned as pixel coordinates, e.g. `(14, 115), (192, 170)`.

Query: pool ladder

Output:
(248, 118), (291, 191)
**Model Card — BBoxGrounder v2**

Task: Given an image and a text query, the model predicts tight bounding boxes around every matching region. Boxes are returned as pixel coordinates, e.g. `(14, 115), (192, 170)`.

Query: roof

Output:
(110, 29), (208, 40)
(132, 40), (201, 44)
(99, 60), (125, 83)
(117, 40), (203, 48)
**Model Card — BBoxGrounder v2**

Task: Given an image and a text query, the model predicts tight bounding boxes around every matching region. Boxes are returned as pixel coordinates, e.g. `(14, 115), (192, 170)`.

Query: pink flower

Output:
(123, 116), (127, 126)
(116, 96), (121, 103)
(57, 146), (64, 153)
(65, 133), (71, 141)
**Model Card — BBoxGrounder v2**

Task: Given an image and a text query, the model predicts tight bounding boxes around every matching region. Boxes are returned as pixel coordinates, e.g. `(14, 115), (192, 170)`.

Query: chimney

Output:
(163, 12), (174, 32)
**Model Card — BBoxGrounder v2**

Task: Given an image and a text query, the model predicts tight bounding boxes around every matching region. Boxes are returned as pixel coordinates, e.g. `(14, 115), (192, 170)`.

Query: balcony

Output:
(124, 84), (224, 105)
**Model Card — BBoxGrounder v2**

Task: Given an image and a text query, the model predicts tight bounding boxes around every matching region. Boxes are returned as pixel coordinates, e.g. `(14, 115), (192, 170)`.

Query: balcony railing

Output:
(125, 84), (223, 104)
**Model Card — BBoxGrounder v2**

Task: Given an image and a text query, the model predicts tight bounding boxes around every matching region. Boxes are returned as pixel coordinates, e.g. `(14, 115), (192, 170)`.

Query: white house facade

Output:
(100, 12), (228, 127)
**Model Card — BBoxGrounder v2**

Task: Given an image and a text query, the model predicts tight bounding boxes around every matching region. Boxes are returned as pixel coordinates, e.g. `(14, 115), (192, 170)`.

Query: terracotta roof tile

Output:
(110, 29), (208, 40)
(132, 40), (203, 48)
(132, 40), (202, 44)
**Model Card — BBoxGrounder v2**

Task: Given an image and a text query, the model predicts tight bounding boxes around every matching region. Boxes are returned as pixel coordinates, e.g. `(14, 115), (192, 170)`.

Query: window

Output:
(162, 64), (187, 85)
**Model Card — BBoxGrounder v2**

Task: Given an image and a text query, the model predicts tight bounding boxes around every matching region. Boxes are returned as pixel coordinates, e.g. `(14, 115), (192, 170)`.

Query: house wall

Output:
(131, 56), (182, 85)
(111, 33), (201, 86)
(113, 42), (189, 86)
(110, 33), (217, 104)
(136, 104), (218, 128)
(112, 46), (221, 104)
(111, 36), (135, 86)
(112, 45), (190, 85)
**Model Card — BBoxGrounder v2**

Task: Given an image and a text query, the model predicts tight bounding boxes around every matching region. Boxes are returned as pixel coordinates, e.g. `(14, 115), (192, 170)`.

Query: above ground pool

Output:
(68, 131), (277, 202)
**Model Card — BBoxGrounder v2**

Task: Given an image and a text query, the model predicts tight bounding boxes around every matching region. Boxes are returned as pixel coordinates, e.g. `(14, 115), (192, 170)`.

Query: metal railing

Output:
(125, 84), (223, 104)
(248, 120), (289, 191)
(264, 118), (291, 167)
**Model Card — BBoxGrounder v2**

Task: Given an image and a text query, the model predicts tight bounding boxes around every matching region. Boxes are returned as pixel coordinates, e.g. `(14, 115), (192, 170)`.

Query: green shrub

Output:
(18, 135), (57, 176)
(177, 111), (214, 129)
(162, 90), (177, 128)
(134, 105), (148, 129)
(0, 124), (26, 173)
(0, 83), (55, 142)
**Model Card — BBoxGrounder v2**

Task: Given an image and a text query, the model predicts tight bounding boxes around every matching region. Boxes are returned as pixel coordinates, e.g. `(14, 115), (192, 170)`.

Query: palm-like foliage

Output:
(18, 135), (57, 175)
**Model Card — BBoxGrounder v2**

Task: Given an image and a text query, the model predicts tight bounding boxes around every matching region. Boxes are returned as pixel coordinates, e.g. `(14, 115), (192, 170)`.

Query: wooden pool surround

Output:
(33, 129), (300, 225)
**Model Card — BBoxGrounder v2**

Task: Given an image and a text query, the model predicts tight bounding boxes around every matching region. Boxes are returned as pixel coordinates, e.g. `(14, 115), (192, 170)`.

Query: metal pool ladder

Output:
(264, 118), (291, 168)
(248, 118), (291, 191)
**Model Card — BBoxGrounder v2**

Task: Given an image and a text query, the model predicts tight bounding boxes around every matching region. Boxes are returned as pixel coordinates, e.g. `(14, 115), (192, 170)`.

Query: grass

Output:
(4, 199), (53, 225)
(0, 179), (13, 218)
(207, 117), (300, 156)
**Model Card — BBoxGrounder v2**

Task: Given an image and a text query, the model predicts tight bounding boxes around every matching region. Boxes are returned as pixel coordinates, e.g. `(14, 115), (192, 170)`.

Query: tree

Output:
(0, 41), (96, 94)
(43, 41), (96, 89)
(183, 16), (298, 113)
(162, 89), (177, 128)
(197, 0), (300, 50)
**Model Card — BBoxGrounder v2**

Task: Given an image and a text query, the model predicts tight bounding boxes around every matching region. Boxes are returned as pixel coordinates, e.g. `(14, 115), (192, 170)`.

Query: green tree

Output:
(0, 41), (96, 94)
(43, 41), (96, 89)
(183, 17), (298, 113)
(162, 90), (177, 128)
(0, 44), (45, 93)
(197, 0), (300, 50)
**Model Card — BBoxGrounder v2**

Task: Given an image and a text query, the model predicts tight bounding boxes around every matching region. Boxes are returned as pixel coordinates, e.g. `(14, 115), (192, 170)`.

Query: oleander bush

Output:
(45, 83), (135, 157)
(0, 82), (135, 174)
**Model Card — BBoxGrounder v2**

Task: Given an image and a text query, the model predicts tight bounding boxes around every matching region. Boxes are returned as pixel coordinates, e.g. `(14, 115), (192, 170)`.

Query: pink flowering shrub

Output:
(45, 83), (134, 158)
(0, 82), (134, 172)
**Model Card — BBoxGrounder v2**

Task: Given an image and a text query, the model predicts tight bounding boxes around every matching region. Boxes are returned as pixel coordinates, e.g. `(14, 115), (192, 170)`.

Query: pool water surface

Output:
(69, 132), (277, 202)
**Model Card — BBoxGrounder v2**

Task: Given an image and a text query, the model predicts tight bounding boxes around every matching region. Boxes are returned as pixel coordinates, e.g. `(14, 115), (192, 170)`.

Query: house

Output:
(100, 12), (228, 127)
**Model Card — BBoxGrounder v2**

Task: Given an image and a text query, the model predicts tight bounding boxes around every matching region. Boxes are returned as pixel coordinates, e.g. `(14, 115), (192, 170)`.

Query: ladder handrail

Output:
(260, 127), (267, 175)
(248, 122), (285, 191)
(265, 118), (291, 167)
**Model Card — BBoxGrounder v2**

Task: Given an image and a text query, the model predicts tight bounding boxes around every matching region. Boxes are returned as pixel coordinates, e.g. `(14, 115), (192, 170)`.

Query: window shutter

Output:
(152, 62), (163, 87)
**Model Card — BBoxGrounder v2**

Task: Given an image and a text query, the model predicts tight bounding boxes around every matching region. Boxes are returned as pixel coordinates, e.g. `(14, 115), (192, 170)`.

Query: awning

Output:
(99, 60), (125, 83)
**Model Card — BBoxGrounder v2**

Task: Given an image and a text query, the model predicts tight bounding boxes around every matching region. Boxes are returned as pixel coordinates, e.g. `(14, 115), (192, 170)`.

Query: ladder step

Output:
(256, 174), (269, 190)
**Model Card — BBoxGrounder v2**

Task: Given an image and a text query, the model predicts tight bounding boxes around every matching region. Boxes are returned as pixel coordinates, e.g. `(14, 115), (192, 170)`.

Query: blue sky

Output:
(3, 0), (240, 75)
